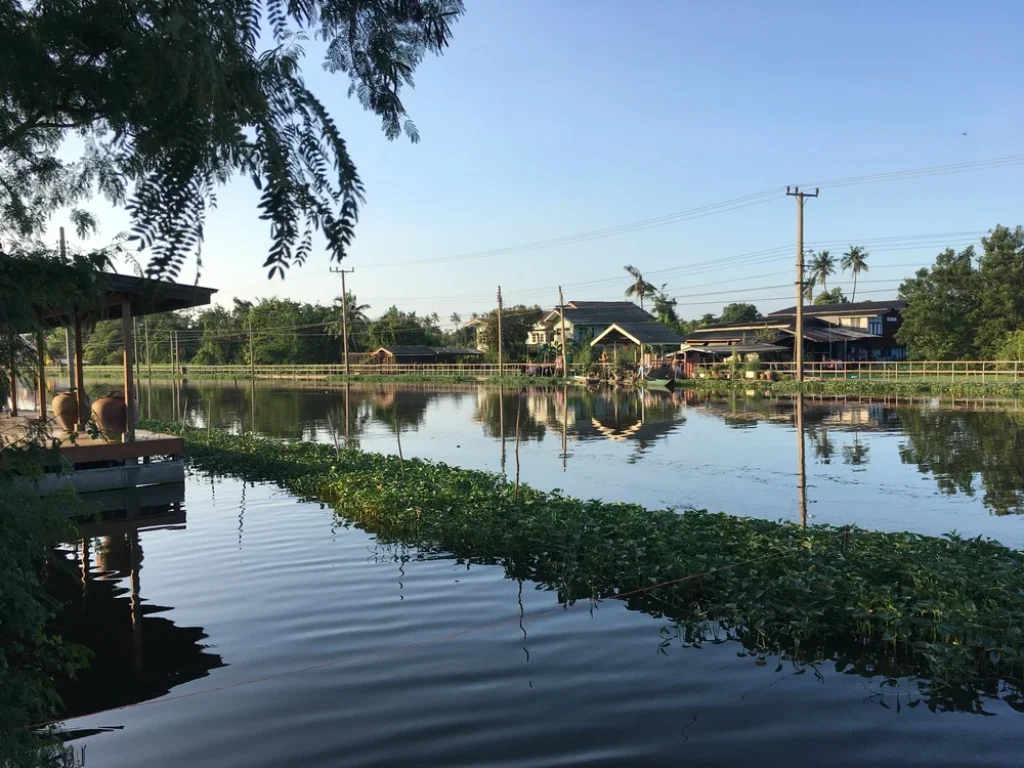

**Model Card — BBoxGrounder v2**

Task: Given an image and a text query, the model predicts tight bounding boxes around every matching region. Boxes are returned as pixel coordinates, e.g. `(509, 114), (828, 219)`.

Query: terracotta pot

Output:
(51, 390), (79, 432)
(91, 393), (127, 441)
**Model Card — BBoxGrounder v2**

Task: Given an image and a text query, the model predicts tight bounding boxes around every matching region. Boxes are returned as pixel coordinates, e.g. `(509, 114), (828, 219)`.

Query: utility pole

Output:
(786, 186), (819, 382)
(144, 320), (151, 379)
(558, 286), (568, 379)
(248, 321), (255, 378)
(496, 286), (504, 377)
(330, 267), (355, 376)
(172, 330), (178, 375)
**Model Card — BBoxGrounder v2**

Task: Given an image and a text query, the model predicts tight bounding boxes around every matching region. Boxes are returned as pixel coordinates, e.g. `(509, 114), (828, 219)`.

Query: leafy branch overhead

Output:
(0, 0), (464, 279)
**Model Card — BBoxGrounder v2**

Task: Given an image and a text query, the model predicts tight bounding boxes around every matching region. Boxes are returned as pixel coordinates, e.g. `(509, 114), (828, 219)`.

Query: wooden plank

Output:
(59, 435), (183, 463)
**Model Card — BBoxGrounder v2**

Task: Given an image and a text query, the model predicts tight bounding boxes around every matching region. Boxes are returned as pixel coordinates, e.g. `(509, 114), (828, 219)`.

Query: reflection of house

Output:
(369, 346), (484, 364)
(527, 301), (658, 349)
(683, 300), (907, 361)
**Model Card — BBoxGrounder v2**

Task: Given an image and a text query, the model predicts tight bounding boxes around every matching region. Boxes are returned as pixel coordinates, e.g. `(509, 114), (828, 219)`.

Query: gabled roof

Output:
(371, 346), (483, 358)
(431, 347), (484, 356)
(541, 301), (654, 326)
(684, 316), (878, 345)
(591, 322), (685, 347)
(768, 299), (907, 318)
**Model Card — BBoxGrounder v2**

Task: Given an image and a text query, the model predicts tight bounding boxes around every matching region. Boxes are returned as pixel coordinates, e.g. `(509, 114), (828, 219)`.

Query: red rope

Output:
(30, 547), (793, 732)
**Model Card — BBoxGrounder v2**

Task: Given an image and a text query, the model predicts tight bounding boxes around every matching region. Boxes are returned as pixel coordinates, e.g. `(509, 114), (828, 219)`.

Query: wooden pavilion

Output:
(2, 262), (217, 493)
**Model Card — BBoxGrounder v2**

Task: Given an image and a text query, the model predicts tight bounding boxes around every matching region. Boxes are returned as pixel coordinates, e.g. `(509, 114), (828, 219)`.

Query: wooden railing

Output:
(689, 360), (1024, 381)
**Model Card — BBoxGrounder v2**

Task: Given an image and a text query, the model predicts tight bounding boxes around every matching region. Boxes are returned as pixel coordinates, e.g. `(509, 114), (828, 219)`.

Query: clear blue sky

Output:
(56, 0), (1024, 323)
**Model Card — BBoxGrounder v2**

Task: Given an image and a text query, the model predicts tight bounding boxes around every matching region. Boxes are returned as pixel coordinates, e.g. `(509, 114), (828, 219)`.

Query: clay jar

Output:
(51, 390), (79, 432)
(90, 392), (127, 441)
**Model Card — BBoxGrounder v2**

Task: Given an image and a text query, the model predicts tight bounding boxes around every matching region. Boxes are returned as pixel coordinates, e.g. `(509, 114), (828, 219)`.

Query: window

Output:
(868, 318), (882, 335)
(887, 316), (898, 323)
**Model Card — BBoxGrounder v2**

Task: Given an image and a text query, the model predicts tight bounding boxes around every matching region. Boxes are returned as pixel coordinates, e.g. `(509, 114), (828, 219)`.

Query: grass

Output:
(681, 377), (1024, 398)
(143, 418), (1024, 712)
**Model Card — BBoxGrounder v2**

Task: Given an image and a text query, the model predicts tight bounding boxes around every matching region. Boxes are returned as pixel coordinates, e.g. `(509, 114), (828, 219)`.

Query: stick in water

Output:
(514, 387), (523, 500)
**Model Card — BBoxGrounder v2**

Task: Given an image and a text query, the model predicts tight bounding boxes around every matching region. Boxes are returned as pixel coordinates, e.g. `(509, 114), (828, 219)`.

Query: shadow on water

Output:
(52, 483), (225, 723)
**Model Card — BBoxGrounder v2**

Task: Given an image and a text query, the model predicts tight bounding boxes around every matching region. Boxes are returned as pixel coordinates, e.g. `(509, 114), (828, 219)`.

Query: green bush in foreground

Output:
(143, 420), (1024, 713)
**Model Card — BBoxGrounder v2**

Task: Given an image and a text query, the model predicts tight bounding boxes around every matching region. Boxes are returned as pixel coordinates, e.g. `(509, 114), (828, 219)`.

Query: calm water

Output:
(54, 381), (1024, 766)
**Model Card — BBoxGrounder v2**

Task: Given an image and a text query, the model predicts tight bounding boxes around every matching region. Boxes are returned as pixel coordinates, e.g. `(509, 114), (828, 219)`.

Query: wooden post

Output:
(121, 298), (136, 442)
(35, 330), (46, 419)
(7, 335), (17, 416)
(74, 313), (86, 430)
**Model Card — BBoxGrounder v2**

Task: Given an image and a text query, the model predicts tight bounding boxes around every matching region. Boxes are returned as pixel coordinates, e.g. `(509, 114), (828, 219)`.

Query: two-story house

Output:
(527, 301), (658, 349)
(766, 300), (908, 360)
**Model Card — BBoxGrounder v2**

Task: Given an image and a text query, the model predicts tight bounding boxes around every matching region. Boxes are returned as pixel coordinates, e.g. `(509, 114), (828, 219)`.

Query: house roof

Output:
(371, 346), (483, 358)
(463, 317), (488, 328)
(680, 342), (788, 356)
(768, 299), (907, 318)
(591, 322), (685, 347)
(541, 301), (654, 327)
(684, 316), (877, 345)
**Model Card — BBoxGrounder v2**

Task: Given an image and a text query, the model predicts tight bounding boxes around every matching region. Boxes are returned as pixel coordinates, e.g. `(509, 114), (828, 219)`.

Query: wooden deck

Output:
(2, 412), (184, 493)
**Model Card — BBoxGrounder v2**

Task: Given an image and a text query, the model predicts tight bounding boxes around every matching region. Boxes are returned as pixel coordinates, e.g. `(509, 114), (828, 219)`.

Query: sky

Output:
(49, 0), (1024, 325)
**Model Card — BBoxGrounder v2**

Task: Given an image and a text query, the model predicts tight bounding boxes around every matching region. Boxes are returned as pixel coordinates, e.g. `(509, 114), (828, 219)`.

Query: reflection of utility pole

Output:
(344, 383), (351, 442)
(129, 531), (143, 672)
(796, 392), (807, 527)
(560, 392), (568, 471)
(499, 385), (506, 475)
(330, 267), (355, 376)
(786, 187), (818, 382)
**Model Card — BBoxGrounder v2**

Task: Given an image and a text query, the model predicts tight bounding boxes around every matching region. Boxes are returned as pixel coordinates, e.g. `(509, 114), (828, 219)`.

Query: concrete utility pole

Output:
(330, 267), (355, 376)
(60, 227), (76, 392)
(496, 286), (504, 376)
(786, 186), (819, 382)
(144, 320), (151, 379)
(248, 321), (255, 378)
(558, 286), (568, 378)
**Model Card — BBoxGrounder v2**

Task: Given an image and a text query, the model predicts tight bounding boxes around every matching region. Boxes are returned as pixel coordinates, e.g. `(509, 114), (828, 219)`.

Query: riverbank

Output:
(679, 377), (1024, 397)
(142, 418), (1024, 708)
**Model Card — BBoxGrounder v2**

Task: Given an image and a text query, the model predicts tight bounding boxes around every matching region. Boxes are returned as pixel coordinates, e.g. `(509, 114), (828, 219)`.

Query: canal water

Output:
(55, 382), (1024, 766)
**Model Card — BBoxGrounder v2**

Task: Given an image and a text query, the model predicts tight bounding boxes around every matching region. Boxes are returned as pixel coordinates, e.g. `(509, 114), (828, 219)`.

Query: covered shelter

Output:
(2, 253), (215, 492)
(589, 322), (685, 366)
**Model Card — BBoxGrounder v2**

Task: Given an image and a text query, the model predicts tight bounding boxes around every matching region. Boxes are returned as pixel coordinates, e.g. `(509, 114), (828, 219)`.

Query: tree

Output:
(328, 292), (370, 353)
(802, 275), (816, 303)
(998, 330), (1024, 361)
(974, 225), (1024, 357)
(814, 287), (847, 305)
(896, 247), (980, 360)
(841, 246), (869, 302)
(809, 250), (836, 294)
(365, 306), (442, 349)
(449, 312), (462, 330)
(652, 285), (679, 326)
(623, 265), (656, 310)
(719, 303), (762, 324)
(481, 305), (543, 362)
(1, 1), (464, 278)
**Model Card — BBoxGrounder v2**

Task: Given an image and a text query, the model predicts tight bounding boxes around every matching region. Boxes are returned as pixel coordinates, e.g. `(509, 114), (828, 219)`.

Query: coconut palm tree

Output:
(330, 292), (370, 350)
(841, 246), (869, 302)
(623, 265), (657, 310)
(449, 312), (462, 330)
(802, 275), (816, 303)
(809, 250), (836, 294)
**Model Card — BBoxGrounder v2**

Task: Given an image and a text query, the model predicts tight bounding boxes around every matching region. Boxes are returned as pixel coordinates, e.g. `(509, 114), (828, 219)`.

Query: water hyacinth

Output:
(143, 420), (1024, 712)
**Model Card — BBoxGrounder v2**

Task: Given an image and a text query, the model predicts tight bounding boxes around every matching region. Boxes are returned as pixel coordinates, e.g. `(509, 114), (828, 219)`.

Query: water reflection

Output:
(76, 378), (1024, 518)
(54, 483), (225, 720)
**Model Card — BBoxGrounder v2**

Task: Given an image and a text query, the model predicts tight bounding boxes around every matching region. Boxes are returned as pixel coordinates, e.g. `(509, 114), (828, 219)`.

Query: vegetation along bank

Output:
(679, 377), (1024, 398)
(143, 419), (1024, 711)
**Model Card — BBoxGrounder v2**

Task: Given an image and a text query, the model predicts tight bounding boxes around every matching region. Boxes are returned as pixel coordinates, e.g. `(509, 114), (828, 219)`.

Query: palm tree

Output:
(802, 275), (816, 303)
(330, 292), (370, 350)
(841, 246), (869, 302)
(623, 265), (657, 310)
(809, 250), (836, 294)
(449, 312), (462, 330)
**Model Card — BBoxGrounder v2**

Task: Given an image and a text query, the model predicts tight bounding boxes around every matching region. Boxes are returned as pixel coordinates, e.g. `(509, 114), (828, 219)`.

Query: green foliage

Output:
(975, 226), (1024, 356)
(481, 305), (543, 362)
(681, 377), (1024, 398)
(1, 0), (464, 279)
(718, 303), (762, 324)
(0, 430), (90, 764)
(897, 248), (980, 360)
(808, 250), (836, 293)
(651, 286), (679, 326)
(147, 421), (1024, 709)
(365, 306), (444, 349)
(998, 330), (1024, 361)
(814, 287), (847, 305)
